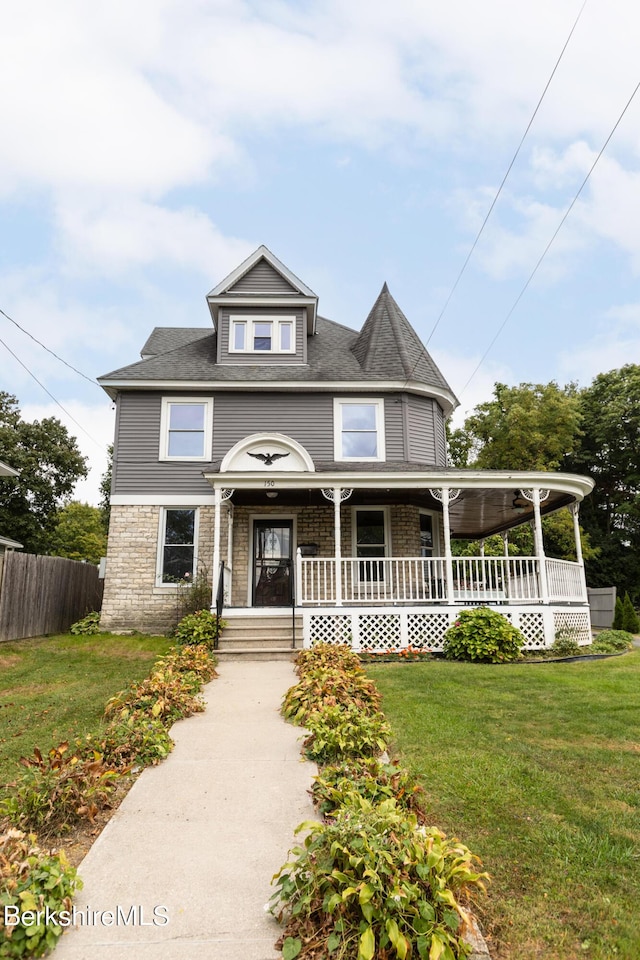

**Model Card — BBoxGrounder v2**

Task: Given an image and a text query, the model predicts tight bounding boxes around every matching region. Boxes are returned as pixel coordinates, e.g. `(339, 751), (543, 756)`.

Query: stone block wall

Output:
(100, 504), (227, 634)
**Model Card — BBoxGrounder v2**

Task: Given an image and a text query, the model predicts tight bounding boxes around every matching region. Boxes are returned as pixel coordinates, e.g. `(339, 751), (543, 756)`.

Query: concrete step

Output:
(215, 648), (299, 662)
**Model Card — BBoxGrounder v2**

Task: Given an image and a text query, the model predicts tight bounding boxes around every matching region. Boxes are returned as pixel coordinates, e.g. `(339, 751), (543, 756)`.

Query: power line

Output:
(0, 335), (105, 450)
(461, 77), (640, 396)
(424, 0), (589, 348)
(0, 306), (99, 386)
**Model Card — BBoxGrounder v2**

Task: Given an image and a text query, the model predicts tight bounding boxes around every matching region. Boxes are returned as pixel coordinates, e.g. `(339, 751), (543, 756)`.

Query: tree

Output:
(48, 501), (107, 564)
(448, 381), (582, 470)
(0, 392), (87, 553)
(99, 444), (113, 534)
(565, 365), (640, 600)
(621, 592), (639, 634)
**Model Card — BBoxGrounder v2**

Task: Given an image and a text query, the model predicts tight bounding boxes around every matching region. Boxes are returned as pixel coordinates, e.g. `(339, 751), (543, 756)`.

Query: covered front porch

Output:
(205, 437), (594, 652)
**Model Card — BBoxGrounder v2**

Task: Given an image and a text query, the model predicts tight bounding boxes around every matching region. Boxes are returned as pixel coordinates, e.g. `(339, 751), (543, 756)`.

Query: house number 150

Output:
(264, 480), (275, 487)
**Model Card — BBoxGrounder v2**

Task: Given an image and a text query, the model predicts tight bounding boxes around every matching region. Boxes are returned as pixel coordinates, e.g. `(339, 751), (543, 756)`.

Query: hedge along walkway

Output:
(53, 661), (317, 960)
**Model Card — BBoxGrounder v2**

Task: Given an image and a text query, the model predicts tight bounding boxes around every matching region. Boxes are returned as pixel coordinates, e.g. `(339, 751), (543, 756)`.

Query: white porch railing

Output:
(298, 555), (587, 605)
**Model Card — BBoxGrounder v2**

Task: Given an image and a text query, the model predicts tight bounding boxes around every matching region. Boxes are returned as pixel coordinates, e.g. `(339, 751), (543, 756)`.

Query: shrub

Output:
(176, 568), (212, 619)
(591, 629), (635, 654)
(159, 644), (218, 683)
(612, 596), (624, 630)
(173, 610), (223, 649)
(0, 743), (121, 837)
(0, 828), (82, 958)
(443, 608), (524, 663)
(302, 705), (390, 765)
(69, 611), (101, 635)
(621, 592), (640, 634)
(295, 642), (361, 677)
(282, 668), (382, 726)
(312, 758), (426, 822)
(104, 669), (205, 726)
(92, 717), (174, 769)
(550, 629), (581, 658)
(270, 799), (488, 960)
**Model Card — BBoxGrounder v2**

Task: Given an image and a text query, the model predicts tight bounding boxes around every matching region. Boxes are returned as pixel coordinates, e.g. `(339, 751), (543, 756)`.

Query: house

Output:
(98, 246), (594, 651)
(0, 460), (23, 583)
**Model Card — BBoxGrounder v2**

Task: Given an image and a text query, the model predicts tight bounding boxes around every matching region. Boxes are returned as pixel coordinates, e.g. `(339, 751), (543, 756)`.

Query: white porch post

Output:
(322, 488), (352, 606)
(571, 503), (588, 600)
(528, 488), (549, 603)
(431, 488), (459, 605)
(212, 487), (222, 599)
(334, 487), (342, 607)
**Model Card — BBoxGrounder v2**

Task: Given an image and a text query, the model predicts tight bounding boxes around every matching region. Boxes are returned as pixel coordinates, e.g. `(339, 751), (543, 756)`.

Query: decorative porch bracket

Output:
(321, 488), (353, 606)
(429, 488), (461, 605)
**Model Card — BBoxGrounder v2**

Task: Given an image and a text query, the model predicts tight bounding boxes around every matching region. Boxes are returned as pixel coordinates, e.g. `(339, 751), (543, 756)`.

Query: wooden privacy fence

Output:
(587, 586), (616, 630)
(0, 552), (103, 642)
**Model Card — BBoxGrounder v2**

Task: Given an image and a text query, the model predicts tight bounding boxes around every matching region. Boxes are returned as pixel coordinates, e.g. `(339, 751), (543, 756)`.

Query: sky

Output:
(2, 0), (640, 505)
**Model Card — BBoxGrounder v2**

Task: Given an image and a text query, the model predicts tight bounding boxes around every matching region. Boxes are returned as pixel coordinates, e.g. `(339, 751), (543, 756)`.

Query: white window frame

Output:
(419, 509), (441, 557)
(334, 398), (386, 462)
(229, 315), (296, 355)
(155, 507), (200, 587)
(351, 506), (391, 585)
(159, 397), (213, 462)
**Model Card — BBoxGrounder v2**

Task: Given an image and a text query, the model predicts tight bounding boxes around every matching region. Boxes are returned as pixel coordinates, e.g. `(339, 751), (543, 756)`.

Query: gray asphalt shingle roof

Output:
(99, 286), (456, 405)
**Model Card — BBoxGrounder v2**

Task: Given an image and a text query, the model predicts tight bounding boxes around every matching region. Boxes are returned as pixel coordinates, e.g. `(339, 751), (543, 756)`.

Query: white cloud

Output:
(558, 302), (640, 384)
(430, 348), (512, 428)
(56, 199), (254, 277)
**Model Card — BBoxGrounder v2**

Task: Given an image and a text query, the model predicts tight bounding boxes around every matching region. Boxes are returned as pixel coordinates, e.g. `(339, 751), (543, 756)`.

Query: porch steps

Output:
(216, 614), (303, 661)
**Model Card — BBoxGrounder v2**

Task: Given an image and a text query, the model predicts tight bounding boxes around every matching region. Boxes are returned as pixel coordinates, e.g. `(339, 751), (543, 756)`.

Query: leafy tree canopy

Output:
(449, 381), (582, 471)
(48, 501), (107, 564)
(0, 392), (87, 553)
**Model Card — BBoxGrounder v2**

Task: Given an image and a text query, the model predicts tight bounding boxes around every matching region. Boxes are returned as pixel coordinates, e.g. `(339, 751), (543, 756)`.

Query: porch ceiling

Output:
(208, 470), (593, 541)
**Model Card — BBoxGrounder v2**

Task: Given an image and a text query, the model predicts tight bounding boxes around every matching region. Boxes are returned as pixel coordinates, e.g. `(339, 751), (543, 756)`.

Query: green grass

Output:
(0, 632), (172, 796)
(368, 651), (640, 960)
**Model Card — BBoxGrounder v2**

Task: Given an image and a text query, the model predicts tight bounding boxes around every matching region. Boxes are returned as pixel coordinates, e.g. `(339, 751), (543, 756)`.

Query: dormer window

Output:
(230, 316), (295, 354)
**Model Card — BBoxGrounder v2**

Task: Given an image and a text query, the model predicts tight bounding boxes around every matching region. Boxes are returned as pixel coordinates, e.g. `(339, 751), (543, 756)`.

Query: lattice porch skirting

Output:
(302, 605), (592, 652)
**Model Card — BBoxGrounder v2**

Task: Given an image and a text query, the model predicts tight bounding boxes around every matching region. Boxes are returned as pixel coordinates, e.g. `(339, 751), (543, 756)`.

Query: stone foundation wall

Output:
(100, 504), (227, 634)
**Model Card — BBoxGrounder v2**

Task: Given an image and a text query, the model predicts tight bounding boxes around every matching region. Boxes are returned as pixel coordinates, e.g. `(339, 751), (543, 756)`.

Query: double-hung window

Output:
(354, 508), (388, 582)
(160, 398), (212, 461)
(334, 399), (385, 461)
(229, 316), (295, 355)
(158, 508), (197, 584)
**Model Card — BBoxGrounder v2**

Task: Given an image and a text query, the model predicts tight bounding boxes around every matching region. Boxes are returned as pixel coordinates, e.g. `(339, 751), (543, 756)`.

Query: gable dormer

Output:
(206, 246), (318, 365)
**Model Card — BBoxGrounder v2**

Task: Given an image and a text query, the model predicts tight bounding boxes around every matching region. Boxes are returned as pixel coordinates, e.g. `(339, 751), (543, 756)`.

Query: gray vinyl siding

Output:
(406, 395), (446, 466)
(217, 308), (306, 364)
(112, 391), (409, 495)
(212, 393), (334, 459)
(383, 395), (405, 461)
(113, 393), (214, 497)
(227, 260), (298, 294)
(434, 404), (448, 465)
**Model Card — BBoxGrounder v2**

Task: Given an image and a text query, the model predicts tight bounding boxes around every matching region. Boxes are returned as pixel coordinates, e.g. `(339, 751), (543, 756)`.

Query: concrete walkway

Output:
(54, 660), (316, 960)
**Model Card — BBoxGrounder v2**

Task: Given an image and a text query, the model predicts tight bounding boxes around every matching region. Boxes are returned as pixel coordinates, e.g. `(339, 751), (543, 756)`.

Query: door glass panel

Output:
(253, 521), (292, 606)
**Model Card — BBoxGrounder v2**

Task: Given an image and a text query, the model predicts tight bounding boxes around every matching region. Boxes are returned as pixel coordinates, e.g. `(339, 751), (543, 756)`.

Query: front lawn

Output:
(0, 632), (172, 797)
(368, 651), (640, 960)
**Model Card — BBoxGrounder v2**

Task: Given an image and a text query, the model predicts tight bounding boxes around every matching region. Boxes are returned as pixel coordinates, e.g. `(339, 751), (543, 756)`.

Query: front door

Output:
(252, 520), (293, 606)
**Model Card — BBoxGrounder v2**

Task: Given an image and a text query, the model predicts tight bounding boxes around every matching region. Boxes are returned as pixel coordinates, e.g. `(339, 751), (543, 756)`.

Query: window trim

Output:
(419, 509), (440, 558)
(155, 507), (200, 588)
(229, 315), (297, 355)
(159, 397), (213, 462)
(351, 505), (391, 585)
(334, 398), (386, 462)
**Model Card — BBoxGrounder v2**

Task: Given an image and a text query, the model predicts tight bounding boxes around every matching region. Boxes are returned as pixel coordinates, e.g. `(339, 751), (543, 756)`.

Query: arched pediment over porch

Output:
(219, 433), (316, 473)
